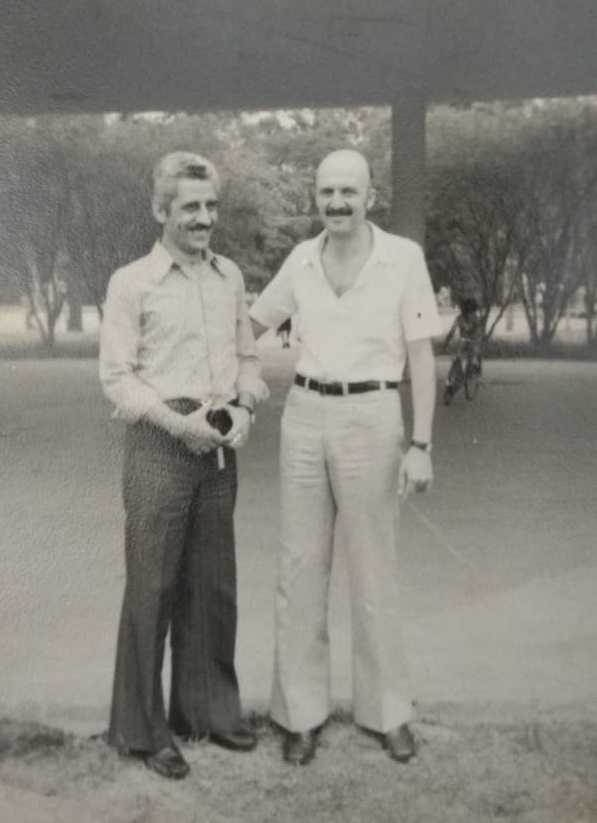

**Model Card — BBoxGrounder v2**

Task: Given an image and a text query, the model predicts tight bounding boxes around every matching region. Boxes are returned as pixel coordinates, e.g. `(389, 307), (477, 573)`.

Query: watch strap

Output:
(411, 439), (431, 454)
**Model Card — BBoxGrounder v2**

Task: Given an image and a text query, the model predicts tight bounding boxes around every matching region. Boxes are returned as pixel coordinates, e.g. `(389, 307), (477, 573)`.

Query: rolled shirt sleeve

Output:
(99, 270), (162, 422)
(248, 253), (298, 331)
(400, 243), (443, 342)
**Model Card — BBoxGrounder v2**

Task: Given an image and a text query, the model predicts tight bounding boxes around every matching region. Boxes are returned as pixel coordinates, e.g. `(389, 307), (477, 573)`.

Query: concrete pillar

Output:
(389, 93), (427, 246)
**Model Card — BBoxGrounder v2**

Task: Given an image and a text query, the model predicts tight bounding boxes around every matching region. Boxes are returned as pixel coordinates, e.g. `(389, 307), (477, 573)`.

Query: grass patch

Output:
(434, 337), (597, 362)
(3, 334), (597, 364)
(0, 715), (595, 823)
(481, 338), (597, 361)
(0, 719), (68, 760)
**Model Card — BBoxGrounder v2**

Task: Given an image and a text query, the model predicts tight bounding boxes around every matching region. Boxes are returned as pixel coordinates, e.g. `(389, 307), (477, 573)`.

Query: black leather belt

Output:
(294, 374), (399, 396)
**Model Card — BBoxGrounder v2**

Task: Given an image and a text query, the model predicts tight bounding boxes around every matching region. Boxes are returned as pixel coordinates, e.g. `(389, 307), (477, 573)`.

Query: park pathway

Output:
(0, 350), (596, 732)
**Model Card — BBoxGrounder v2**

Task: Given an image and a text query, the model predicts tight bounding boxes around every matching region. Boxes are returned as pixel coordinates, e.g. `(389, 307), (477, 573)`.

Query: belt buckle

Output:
(319, 380), (327, 396)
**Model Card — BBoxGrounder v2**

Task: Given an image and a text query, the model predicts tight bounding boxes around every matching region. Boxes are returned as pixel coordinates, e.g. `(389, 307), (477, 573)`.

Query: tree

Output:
(0, 104), (397, 343)
(426, 97), (597, 348)
(514, 100), (597, 347)
(0, 129), (73, 352)
(426, 104), (529, 340)
(578, 195), (597, 345)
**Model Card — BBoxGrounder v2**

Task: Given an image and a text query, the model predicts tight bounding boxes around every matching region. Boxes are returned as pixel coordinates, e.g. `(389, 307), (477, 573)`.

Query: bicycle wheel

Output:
(444, 358), (463, 404)
(443, 384), (455, 405)
(464, 361), (481, 400)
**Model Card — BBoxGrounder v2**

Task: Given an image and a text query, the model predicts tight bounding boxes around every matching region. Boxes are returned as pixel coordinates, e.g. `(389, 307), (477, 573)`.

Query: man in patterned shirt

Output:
(100, 152), (267, 779)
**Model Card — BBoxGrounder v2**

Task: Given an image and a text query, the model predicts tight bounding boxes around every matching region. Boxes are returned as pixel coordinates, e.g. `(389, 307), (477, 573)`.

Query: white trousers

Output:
(270, 385), (414, 734)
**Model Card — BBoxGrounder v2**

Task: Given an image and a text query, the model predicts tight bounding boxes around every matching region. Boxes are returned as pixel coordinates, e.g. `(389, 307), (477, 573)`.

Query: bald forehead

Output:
(316, 150), (372, 187)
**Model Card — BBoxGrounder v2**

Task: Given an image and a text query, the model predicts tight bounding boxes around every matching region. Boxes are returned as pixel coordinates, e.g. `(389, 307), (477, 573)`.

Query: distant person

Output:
(277, 317), (292, 348)
(250, 149), (442, 766)
(442, 297), (483, 404)
(99, 152), (267, 780)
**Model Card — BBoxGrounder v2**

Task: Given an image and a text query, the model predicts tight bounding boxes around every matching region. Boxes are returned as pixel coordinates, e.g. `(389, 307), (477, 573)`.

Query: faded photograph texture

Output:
(0, 2), (596, 821)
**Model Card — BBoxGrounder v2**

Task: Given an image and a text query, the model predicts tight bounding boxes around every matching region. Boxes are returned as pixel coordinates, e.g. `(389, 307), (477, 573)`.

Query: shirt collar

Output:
(148, 241), (227, 282)
(301, 221), (394, 267)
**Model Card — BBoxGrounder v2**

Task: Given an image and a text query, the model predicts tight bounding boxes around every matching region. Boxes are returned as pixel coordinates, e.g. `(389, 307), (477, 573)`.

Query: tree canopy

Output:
(1, 97), (596, 350)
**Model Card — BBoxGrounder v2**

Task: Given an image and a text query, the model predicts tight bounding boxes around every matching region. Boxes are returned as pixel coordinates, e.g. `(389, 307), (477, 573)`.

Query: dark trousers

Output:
(108, 421), (242, 753)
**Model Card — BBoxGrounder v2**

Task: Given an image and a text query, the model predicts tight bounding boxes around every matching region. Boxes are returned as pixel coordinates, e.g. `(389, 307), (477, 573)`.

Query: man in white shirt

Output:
(250, 149), (441, 766)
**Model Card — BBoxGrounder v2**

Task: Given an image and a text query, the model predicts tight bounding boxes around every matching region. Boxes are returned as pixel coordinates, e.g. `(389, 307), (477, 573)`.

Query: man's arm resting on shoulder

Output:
(398, 337), (437, 497)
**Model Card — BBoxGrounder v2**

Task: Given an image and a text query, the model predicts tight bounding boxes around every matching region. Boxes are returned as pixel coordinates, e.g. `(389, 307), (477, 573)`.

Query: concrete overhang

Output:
(1, 0), (597, 116)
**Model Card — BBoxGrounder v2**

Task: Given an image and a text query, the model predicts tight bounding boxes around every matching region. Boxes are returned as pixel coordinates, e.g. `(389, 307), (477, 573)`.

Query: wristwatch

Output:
(411, 439), (432, 454)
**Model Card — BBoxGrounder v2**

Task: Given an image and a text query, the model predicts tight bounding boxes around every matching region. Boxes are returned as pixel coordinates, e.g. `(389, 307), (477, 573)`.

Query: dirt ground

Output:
(1, 712), (596, 823)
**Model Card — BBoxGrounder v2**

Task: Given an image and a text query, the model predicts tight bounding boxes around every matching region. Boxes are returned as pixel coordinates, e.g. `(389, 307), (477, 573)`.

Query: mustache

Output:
(325, 207), (352, 217)
(189, 223), (213, 231)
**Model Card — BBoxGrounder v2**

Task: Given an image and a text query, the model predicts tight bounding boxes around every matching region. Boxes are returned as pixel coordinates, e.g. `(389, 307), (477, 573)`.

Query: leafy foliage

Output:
(1, 98), (596, 350)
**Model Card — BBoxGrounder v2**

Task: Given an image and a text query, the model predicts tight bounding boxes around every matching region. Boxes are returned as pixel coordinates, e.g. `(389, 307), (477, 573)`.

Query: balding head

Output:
(315, 149), (375, 237)
(316, 149), (372, 189)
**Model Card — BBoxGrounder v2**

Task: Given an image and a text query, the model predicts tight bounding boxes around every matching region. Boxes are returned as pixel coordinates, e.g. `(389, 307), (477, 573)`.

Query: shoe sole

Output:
(209, 733), (258, 753)
(143, 758), (190, 779)
(387, 750), (416, 763)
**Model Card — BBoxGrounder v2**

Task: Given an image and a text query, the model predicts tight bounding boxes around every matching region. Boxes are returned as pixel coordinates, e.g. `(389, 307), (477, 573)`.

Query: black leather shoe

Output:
(210, 727), (257, 752)
(384, 724), (416, 763)
(283, 730), (317, 766)
(143, 745), (190, 779)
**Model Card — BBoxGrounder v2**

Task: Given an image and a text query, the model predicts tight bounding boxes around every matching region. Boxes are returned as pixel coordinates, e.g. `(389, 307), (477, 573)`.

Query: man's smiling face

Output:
(157, 178), (219, 257)
(315, 151), (375, 237)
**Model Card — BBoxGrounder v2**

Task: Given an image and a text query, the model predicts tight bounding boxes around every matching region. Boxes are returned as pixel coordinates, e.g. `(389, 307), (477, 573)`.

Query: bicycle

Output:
(443, 351), (483, 405)
(442, 297), (484, 405)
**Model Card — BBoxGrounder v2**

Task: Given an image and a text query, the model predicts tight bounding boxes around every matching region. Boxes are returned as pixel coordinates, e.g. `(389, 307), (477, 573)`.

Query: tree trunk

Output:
(45, 320), (56, 355)
(505, 302), (514, 332)
(67, 295), (83, 332)
(63, 259), (83, 332)
(584, 289), (596, 345)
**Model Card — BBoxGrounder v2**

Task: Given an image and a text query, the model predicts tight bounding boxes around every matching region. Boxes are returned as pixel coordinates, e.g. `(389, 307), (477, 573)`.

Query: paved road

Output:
(0, 349), (596, 731)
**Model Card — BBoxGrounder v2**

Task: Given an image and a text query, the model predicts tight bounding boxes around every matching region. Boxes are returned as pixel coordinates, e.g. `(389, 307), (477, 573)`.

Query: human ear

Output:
(151, 198), (168, 225)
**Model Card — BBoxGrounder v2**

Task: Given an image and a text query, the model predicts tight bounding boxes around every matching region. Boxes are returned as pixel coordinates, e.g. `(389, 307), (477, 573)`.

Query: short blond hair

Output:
(152, 151), (220, 212)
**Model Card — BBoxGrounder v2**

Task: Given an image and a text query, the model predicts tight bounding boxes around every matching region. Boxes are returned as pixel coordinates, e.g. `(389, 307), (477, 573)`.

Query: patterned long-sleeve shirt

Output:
(99, 242), (267, 422)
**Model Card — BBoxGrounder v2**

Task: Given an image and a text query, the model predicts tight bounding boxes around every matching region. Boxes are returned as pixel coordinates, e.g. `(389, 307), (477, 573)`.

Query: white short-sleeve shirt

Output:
(250, 223), (442, 382)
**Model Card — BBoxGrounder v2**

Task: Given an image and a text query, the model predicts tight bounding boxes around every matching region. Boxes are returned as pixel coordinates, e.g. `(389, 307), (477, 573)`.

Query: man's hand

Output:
(222, 405), (252, 450)
(181, 407), (225, 455)
(398, 447), (433, 499)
